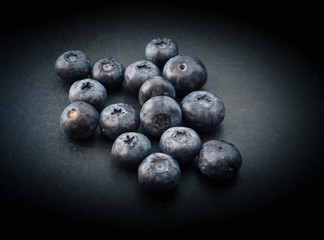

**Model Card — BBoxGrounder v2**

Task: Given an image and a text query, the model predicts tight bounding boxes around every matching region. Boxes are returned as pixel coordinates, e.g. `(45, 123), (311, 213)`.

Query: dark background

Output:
(1, 2), (323, 237)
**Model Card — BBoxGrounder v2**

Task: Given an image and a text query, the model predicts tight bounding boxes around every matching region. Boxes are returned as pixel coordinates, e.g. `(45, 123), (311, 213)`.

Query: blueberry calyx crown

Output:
(154, 38), (170, 48)
(214, 143), (223, 151)
(178, 63), (187, 71)
(64, 52), (79, 62)
(123, 134), (137, 147)
(68, 108), (78, 118)
(136, 63), (151, 73)
(150, 156), (169, 173)
(196, 93), (213, 108)
(81, 81), (93, 91)
(111, 107), (125, 116)
(172, 130), (191, 143)
(101, 59), (115, 72)
(153, 114), (171, 129)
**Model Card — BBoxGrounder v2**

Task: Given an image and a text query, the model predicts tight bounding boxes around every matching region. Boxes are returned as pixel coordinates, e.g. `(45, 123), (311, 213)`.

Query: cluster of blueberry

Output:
(56, 37), (242, 192)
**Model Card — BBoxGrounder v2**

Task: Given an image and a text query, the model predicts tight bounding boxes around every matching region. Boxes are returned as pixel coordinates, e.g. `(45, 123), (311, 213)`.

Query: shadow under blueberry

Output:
(62, 128), (113, 150)
(111, 161), (139, 183)
(58, 75), (73, 92)
(106, 83), (126, 99)
(194, 161), (241, 189)
(137, 184), (178, 207)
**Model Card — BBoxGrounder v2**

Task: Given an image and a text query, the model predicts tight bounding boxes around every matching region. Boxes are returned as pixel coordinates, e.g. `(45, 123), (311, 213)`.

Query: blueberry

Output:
(90, 57), (125, 89)
(140, 96), (182, 137)
(99, 103), (140, 140)
(163, 55), (207, 96)
(68, 78), (107, 111)
(60, 101), (99, 140)
(145, 37), (178, 70)
(55, 50), (91, 84)
(138, 152), (181, 192)
(159, 126), (201, 164)
(181, 91), (225, 132)
(124, 60), (161, 94)
(198, 140), (242, 181)
(111, 132), (151, 168)
(138, 75), (176, 106)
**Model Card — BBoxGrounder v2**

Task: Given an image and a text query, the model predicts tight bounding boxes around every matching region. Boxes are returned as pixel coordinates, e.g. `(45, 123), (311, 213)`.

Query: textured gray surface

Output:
(1, 5), (323, 236)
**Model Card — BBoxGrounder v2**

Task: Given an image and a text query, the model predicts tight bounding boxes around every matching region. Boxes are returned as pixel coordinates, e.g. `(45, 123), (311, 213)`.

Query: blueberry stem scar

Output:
(68, 109), (78, 118)
(153, 114), (170, 129)
(102, 60), (115, 71)
(136, 63), (150, 71)
(124, 135), (136, 147)
(65, 53), (78, 62)
(81, 81), (93, 91)
(179, 64), (186, 71)
(172, 130), (191, 142)
(111, 107), (123, 115)
(155, 39), (169, 47)
(151, 156), (169, 172)
(197, 94), (211, 102)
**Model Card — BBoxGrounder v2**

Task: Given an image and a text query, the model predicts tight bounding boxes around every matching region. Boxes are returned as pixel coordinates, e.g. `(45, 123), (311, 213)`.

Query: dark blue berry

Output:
(111, 132), (151, 168)
(140, 96), (182, 137)
(68, 78), (107, 111)
(181, 91), (225, 132)
(159, 126), (201, 164)
(138, 152), (181, 192)
(138, 75), (176, 106)
(60, 101), (99, 140)
(90, 57), (125, 89)
(124, 60), (161, 94)
(163, 55), (207, 96)
(99, 103), (139, 140)
(145, 37), (178, 70)
(198, 140), (242, 181)
(55, 50), (91, 84)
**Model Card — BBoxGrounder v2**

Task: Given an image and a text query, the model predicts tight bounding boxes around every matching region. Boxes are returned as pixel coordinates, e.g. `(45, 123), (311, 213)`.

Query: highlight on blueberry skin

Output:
(111, 132), (151, 168)
(159, 126), (201, 164)
(99, 103), (140, 140)
(68, 78), (107, 111)
(181, 91), (225, 132)
(138, 75), (176, 106)
(163, 55), (207, 96)
(60, 101), (99, 140)
(55, 50), (91, 84)
(198, 140), (242, 181)
(140, 96), (182, 138)
(138, 152), (181, 192)
(145, 37), (178, 70)
(124, 60), (161, 94)
(90, 57), (125, 89)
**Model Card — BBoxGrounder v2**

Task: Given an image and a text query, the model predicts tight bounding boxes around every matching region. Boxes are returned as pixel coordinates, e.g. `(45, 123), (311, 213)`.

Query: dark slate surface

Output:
(1, 4), (323, 237)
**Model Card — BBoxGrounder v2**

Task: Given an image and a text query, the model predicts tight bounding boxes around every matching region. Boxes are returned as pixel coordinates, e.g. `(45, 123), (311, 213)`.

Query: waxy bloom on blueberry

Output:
(163, 55), (207, 96)
(138, 75), (176, 106)
(111, 132), (151, 168)
(69, 78), (107, 111)
(159, 126), (201, 164)
(198, 140), (242, 181)
(99, 103), (139, 140)
(140, 96), (182, 137)
(55, 50), (91, 84)
(145, 37), (178, 70)
(124, 60), (161, 94)
(60, 101), (99, 140)
(138, 152), (181, 192)
(90, 57), (125, 89)
(181, 91), (225, 132)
